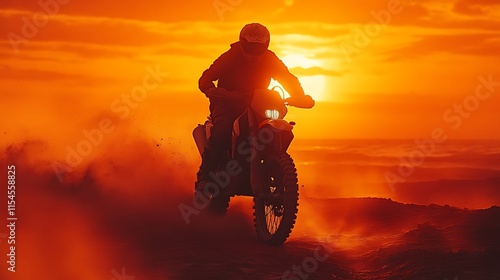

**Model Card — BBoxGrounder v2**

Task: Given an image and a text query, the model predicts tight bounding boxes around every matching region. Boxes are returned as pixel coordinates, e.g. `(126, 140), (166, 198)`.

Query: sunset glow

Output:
(279, 54), (327, 101)
(0, 0), (498, 140)
(1, 1), (500, 279)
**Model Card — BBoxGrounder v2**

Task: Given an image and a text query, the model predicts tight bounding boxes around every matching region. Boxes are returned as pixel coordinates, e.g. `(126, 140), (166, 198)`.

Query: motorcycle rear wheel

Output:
(208, 194), (230, 215)
(253, 152), (299, 246)
(194, 185), (231, 216)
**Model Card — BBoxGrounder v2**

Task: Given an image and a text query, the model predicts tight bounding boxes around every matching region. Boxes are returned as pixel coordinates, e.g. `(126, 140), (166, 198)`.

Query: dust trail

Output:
(0, 121), (257, 279)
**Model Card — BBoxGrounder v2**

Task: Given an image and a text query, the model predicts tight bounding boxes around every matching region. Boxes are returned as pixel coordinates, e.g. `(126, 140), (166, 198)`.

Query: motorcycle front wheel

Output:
(253, 152), (299, 246)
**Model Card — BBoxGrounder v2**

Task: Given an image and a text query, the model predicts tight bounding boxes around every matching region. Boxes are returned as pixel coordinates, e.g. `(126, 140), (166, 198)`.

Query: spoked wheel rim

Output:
(264, 173), (285, 234)
(254, 152), (299, 246)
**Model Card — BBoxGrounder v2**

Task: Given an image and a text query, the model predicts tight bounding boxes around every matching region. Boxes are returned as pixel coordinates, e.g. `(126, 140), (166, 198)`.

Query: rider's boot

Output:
(195, 146), (218, 192)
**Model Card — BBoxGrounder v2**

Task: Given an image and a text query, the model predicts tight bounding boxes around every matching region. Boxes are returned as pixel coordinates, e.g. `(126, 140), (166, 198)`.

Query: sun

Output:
(269, 54), (326, 101)
(281, 54), (320, 68)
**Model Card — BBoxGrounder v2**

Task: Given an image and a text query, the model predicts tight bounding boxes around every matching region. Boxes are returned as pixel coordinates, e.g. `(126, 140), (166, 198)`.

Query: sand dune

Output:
(1, 138), (499, 279)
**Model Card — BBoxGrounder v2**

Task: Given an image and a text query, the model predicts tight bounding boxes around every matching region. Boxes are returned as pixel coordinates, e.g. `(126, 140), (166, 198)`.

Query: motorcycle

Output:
(193, 87), (314, 246)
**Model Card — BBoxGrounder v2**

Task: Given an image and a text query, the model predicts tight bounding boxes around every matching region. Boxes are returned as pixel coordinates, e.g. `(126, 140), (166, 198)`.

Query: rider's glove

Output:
(285, 95), (315, 109)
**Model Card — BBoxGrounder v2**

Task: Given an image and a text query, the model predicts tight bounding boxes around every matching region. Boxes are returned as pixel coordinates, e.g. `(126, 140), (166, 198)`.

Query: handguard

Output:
(285, 95), (315, 109)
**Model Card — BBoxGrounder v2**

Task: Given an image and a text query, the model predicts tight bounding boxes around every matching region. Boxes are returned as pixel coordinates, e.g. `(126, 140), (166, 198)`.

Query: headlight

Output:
(265, 109), (280, 120)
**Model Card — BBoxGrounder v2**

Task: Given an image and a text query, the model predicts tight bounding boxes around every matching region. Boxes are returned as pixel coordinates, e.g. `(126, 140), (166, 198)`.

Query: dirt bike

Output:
(193, 87), (314, 246)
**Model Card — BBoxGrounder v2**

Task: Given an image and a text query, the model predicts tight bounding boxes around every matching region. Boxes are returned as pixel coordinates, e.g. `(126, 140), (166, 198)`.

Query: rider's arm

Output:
(199, 51), (231, 96)
(269, 52), (306, 98)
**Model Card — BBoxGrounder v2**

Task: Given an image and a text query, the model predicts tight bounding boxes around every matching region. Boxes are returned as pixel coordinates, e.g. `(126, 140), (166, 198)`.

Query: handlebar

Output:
(285, 95), (315, 109)
(207, 88), (315, 109)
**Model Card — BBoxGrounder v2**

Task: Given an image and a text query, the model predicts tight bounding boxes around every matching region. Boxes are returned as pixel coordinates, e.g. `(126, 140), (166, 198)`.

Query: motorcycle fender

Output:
(258, 119), (293, 131)
(258, 123), (294, 153)
(250, 128), (294, 195)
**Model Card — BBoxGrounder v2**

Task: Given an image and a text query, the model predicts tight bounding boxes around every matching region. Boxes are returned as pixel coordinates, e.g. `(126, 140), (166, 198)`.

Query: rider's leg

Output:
(196, 100), (247, 190)
(196, 107), (238, 189)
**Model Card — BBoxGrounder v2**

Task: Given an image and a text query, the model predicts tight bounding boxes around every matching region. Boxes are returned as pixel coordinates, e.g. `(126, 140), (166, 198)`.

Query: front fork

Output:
(249, 115), (294, 196)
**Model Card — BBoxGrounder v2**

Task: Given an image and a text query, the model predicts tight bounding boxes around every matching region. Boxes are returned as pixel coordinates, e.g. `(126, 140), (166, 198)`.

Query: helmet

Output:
(239, 23), (270, 55)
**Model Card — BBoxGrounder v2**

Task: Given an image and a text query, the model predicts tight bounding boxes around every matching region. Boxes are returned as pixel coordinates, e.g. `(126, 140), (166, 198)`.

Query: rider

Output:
(197, 22), (307, 190)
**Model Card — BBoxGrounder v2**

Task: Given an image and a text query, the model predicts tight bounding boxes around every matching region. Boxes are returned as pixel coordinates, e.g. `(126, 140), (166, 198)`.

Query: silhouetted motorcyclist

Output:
(196, 23), (307, 190)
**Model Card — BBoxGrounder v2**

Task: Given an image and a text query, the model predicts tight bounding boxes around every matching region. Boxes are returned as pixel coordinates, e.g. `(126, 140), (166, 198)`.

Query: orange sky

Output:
(1, 0), (499, 140)
(2, 3), (499, 279)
